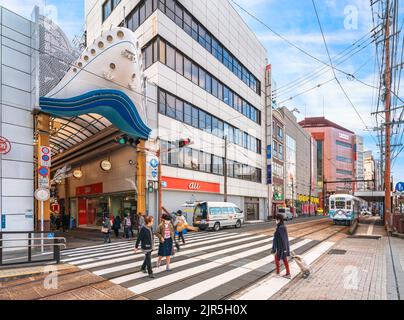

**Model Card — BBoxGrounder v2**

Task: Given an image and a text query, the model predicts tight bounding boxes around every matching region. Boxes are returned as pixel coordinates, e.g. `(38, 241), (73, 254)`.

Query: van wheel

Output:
(213, 222), (220, 232)
(235, 220), (242, 228)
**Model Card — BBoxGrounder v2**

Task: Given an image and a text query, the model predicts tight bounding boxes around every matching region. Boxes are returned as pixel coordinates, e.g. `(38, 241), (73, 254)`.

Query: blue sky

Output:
(1, 0), (403, 185)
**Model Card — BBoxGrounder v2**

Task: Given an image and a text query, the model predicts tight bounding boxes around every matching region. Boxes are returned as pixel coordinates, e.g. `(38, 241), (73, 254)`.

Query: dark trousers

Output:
(177, 231), (185, 244)
(141, 252), (153, 275)
(124, 227), (131, 239)
(274, 255), (290, 275)
(113, 228), (119, 238)
(103, 231), (111, 243)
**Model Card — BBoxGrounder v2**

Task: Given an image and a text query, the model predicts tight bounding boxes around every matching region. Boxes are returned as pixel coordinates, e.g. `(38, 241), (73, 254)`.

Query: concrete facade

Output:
(0, 7), (36, 244)
(279, 107), (319, 208)
(84, 0), (269, 220)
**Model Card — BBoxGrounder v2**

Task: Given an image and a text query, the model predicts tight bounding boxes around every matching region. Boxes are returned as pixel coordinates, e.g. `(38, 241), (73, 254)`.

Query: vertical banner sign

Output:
(38, 146), (51, 188)
(1, 214), (6, 229)
(267, 165), (272, 185)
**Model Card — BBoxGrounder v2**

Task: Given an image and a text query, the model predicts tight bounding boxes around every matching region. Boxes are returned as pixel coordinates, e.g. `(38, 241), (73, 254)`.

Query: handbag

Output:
(101, 227), (109, 233)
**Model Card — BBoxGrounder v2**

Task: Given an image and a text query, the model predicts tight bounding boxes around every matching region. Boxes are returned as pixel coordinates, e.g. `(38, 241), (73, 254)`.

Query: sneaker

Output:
(141, 268), (147, 274)
(282, 274), (291, 279)
(166, 266), (171, 272)
(149, 274), (155, 279)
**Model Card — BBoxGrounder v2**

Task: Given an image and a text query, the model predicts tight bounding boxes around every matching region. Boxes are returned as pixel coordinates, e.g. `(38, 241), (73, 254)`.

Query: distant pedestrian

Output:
(271, 213), (291, 278)
(102, 215), (113, 243)
(124, 214), (132, 239)
(156, 214), (174, 271)
(138, 213), (145, 232)
(112, 215), (121, 238)
(174, 210), (187, 245)
(135, 216), (155, 278)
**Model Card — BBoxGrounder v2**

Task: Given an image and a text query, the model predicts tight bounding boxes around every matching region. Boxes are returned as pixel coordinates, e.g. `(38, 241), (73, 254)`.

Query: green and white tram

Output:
(329, 194), (361, 226)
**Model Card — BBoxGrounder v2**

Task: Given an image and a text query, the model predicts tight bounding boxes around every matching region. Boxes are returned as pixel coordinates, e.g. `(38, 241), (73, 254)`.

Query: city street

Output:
(2, 216), (402, 300)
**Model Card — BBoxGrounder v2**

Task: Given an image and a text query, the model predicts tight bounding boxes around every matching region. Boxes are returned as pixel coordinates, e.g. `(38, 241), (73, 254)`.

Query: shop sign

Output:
(1, 214), (6, 229)
(266, 145), (271, 160)
(0, 136), (11, 155)
(266, 165), (272, 185)
(338, 133), (349, 141)
(76, 183), (103, 196)
(100, 160), (112, 171)
(161, 177), (220, 193)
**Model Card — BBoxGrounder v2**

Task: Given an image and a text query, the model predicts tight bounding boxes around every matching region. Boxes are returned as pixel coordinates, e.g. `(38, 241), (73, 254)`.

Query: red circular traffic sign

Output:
(38, 166), (49, 177)
(0, 136), (11, 155)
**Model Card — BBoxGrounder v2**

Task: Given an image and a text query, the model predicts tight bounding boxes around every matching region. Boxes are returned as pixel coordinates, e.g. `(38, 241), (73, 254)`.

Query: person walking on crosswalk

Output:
(271, 213), (291, 279)
(156, 214), (174, 271)
(134, 216), (155, 278)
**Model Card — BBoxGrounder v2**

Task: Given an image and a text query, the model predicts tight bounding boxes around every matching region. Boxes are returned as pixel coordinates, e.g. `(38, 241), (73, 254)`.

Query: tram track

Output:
(222, 225), (349, 300)
(136, 221), (347, 300)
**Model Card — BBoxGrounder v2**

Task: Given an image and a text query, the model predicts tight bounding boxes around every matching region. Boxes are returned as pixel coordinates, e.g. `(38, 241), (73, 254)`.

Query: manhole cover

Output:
(328, 249), (347, 255)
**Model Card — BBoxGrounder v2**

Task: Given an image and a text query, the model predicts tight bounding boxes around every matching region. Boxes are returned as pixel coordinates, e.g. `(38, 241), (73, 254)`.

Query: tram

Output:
(329, 194), (361, 226)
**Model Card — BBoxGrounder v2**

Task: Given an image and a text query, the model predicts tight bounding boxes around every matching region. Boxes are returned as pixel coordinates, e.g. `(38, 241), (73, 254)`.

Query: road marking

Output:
(367, 220), (375, 235)
(110, 235), (276, 283)
(235, 241), (335, 300)
(61, 232), (235, 262)
(128, 238), (306, 296)
(73, 232), (254, 268)
(158, 239), (312, 300)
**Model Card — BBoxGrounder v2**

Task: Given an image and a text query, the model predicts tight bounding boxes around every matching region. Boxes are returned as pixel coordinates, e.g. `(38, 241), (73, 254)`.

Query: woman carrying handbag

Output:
(134, 216), (155, 278)
(156, 214), (175, 271)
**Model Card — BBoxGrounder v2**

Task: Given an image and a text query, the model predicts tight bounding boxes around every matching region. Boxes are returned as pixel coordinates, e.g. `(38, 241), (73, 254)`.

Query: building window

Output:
(175, 51), (183, 74)
(336, 169), (353, 175)
(191, 63), (199, 85)
(336, 155), (352, 163)
(166, 43), (175, 69)
(184, 56), (192, 80)
(159, 38), (166, 64)
(336, 140), (352, 148)
(102, 0), (112, 22)
(122, 0), (261, 95)
(157, 88), (262, 155)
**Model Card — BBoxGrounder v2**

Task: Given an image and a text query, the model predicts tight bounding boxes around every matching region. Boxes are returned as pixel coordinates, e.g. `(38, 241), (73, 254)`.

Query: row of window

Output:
(102, 0), (121, 22)
(143, 37), (261, 125)
(160, 140), (262, 183)
(158, 0), (261, 95)
(336, 169), (353, 176)
(158, 88), (262, 154)
(120, 0), (261, 95)
(336, 155), (352, 163)
(336, 140), (352, 149)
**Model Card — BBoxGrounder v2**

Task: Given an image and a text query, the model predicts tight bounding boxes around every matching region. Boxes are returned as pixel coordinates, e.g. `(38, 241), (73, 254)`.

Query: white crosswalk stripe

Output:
(59, 230), (334, 300)
(61, 231), (234, 263)
(234, 241), (335, 300)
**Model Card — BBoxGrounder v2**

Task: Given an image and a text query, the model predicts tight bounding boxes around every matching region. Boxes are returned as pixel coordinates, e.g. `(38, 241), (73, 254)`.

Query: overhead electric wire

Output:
(311, 0), (378, 145)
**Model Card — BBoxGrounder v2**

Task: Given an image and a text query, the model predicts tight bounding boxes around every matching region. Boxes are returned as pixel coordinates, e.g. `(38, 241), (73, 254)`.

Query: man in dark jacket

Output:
(135, 216), (155, 278)
(271, 213), (291, 278)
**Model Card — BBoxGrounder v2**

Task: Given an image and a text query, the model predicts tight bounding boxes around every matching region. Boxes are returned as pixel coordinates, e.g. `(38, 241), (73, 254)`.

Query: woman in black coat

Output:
(271, 213), (291, 278)
(134, 216), (155, 278)
(112, 215), (121, 238)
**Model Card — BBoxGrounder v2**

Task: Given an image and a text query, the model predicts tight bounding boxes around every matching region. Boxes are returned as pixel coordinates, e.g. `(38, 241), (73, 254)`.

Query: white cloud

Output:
(0, 0), (45, 20)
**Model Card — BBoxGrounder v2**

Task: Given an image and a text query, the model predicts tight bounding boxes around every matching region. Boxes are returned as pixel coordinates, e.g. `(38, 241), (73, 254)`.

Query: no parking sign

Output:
(40, 146), (51, 167)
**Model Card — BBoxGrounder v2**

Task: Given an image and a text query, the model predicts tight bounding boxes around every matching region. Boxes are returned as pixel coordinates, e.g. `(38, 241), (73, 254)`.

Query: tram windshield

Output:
(335, 201), (346, 209)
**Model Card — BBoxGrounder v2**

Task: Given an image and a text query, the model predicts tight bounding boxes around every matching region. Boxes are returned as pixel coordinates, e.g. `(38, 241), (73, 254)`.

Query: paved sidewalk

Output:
(272, 217), (392, 300)
(0, 264), (148, 300)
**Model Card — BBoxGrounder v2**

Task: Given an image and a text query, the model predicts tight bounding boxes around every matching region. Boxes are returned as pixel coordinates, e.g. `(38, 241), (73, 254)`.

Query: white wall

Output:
(0, 7), (35, 251)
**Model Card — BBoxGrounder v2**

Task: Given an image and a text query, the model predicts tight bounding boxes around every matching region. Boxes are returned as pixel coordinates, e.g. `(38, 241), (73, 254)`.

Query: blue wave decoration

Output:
(40, 89), (151, 139)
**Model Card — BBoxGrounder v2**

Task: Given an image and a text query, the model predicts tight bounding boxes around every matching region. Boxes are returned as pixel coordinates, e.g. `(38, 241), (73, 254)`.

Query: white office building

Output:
(84, 0), (269, 220)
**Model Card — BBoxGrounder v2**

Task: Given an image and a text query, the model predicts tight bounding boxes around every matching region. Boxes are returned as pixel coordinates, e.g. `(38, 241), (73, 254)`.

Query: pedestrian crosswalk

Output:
(60, 229), (335, 300)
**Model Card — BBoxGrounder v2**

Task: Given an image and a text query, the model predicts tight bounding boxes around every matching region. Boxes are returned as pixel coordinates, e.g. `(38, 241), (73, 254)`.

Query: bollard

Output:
(54, 238), (61, 264)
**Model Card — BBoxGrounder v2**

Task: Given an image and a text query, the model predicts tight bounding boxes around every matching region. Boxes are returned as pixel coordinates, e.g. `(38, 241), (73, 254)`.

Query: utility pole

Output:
(309, 136), (312, 215)
(384, 0), (392, 230)
(224, 136), (228, 202)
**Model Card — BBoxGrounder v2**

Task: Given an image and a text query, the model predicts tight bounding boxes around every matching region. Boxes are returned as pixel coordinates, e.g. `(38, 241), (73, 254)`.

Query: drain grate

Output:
(328, 249), (347, 255)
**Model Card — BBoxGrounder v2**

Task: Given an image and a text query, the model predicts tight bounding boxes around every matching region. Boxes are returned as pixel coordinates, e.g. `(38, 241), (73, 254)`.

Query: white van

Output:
(277, 207), (293, 221)
(193, 202), (244, 231)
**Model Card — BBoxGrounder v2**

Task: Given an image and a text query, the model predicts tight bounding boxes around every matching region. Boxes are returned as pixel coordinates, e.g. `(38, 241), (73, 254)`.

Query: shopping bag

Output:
(101, 227), (109, 234)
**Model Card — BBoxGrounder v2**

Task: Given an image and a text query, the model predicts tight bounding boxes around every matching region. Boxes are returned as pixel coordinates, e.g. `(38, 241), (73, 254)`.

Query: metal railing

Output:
(0, 231), (66, 266)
